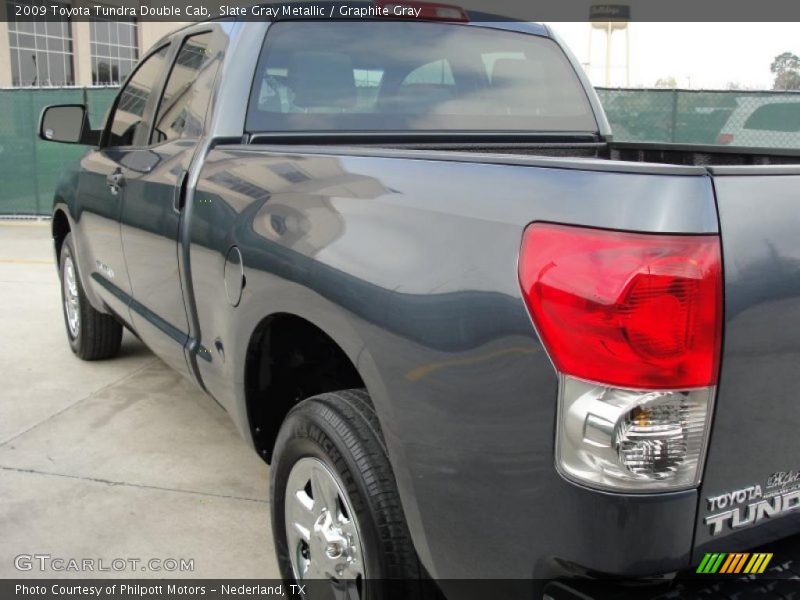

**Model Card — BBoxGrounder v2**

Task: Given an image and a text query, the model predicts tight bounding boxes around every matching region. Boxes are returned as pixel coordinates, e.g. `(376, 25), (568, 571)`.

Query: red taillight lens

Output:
(717, 133), (734, 145)
(519, 223), (722, 390)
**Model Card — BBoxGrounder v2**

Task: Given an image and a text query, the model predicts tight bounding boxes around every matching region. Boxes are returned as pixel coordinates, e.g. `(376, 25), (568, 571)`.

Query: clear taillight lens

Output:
(558, 377), (713, 491)
(519, 223), (722, 491)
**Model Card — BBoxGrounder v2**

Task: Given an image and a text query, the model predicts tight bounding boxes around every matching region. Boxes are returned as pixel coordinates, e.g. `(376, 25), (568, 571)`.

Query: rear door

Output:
(119, 28), (226, 374)
(695, 169), (800, 558)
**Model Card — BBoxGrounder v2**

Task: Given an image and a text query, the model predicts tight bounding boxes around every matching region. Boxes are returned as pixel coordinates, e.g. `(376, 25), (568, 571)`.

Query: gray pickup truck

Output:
(40, 11), (800, 599)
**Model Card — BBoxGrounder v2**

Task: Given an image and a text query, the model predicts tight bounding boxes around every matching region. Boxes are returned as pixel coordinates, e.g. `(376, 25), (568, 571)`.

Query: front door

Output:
(75, 44), (172, 323)
(73, 149), (129, 320)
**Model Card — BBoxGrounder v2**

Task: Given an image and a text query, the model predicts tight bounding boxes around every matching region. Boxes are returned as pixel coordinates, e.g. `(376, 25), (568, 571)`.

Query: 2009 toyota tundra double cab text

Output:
(40, 9), (800, 598)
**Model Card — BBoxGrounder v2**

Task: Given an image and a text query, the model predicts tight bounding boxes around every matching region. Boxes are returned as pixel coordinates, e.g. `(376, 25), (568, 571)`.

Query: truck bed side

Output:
(187, 145), (717, 578)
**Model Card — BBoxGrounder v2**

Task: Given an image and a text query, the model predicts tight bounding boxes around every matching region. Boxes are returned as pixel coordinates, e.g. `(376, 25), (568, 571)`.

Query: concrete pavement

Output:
(0, 220), (279, 579)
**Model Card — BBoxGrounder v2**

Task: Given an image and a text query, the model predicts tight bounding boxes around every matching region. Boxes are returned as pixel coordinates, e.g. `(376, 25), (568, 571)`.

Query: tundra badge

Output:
(95, 260), (114, 279)
(705, 472), (800, 535)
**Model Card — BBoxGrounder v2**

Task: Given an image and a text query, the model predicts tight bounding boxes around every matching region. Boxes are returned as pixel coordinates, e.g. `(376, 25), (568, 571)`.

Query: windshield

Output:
(245, 21), (597, 133)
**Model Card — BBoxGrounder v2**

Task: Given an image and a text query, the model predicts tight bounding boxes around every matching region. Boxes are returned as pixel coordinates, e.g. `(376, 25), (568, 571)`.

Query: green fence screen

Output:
(0, 87), (117, 215)
(2, 87), (800, 215)
(596, 88), (800, 147)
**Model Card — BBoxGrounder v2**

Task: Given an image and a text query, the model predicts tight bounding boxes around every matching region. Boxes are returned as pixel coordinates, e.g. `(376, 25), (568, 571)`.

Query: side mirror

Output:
(39, 104), (99, 145)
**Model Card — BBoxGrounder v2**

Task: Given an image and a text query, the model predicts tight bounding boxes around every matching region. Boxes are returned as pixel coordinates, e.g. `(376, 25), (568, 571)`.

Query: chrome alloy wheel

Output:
(63, 256), (80, 338)
(285, 457), (366, 583)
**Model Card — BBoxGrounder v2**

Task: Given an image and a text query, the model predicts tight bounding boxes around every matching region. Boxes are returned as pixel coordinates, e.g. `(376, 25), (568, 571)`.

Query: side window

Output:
(402, 60), (455, 86)
(397, 60), (456, 112)
(106, 45), (170, 147)
(743, 103), (800, 132)
(151, 32), (222, 144)
(256, 63), (383, 114)
(481, 52), (527, 80)
(354, 68), (384, 110)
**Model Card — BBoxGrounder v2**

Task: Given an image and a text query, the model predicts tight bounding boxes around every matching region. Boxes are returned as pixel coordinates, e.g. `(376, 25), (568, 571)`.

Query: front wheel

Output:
(271, 389), (424, 599)
(59, 233), (123, 360)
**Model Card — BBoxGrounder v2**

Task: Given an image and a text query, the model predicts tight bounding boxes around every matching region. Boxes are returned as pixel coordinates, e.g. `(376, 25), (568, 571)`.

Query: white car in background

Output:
(717, 94), (800, 148)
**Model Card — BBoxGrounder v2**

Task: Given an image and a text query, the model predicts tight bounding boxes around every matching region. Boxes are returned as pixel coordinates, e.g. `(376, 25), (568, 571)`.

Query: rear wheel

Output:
(285, 456), (366, 582)
(271, 389), (424, 599)
(59, 233), (122, 360)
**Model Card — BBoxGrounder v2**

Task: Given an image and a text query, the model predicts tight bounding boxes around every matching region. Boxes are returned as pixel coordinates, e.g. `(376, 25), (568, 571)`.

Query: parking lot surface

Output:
(0, 221), (279, 578)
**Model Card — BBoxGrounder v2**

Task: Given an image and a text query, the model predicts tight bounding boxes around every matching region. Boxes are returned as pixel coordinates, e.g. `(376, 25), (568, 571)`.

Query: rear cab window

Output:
(246, 21), (597, 133)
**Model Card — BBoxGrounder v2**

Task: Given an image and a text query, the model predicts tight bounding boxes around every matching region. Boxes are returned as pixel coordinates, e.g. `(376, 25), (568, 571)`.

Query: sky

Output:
(545, 22), (800, 90)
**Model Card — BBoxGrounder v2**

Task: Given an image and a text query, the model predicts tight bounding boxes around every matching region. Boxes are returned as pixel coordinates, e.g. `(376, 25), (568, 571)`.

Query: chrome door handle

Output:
(106, 170), (126, 195)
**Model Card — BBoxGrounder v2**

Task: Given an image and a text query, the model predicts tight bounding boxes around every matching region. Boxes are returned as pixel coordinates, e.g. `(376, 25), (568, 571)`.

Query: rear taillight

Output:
(519, 223), (722, 491)
(519, 223), (722, 389)
(717, 133), (734, 145)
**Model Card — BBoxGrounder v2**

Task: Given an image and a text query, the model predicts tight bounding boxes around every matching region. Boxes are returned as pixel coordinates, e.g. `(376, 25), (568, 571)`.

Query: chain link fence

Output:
(597, 88), (800, 148)
(2, 87), (800, 215)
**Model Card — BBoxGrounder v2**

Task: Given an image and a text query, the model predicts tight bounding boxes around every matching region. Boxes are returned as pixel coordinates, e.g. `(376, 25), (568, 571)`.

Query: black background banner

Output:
(5, 578), (800, 600)
(3, 0), (800, 22)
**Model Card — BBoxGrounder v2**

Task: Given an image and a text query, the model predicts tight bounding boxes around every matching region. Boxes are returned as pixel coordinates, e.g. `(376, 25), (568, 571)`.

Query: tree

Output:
(654, 76), (677, 88)
(771, 52), (800, 90)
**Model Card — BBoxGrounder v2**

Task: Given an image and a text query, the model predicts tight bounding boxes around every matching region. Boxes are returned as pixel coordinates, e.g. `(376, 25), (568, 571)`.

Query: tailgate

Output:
(695, 170), (800, 558)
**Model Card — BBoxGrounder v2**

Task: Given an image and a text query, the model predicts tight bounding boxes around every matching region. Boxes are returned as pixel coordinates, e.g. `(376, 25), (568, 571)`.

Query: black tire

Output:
(59, 233), (123, 360)
(271, 389), (425, 599)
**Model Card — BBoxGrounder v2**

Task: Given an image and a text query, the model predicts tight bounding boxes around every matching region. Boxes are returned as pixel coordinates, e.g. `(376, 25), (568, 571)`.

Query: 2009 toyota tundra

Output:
(39, 8), (800, 598)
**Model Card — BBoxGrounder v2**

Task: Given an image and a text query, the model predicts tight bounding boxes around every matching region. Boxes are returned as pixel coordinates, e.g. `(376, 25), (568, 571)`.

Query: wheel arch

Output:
(51, 203), (107, 315)
(52, 205), (71, 264)
(232, 304), (431, 575)
(242, 311), (377, 463)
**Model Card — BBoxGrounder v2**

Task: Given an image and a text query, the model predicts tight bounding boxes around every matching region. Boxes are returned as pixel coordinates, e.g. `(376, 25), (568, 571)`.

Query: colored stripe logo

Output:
(696, 552), (773, 574)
